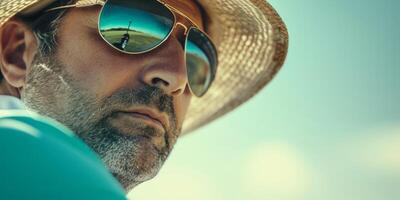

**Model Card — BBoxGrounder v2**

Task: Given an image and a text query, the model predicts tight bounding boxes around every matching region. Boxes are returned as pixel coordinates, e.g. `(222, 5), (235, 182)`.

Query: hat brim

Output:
(182, 0), (288, 134)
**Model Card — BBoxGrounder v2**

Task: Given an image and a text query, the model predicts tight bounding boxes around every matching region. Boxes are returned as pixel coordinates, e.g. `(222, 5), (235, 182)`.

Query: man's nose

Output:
(140, 27), (188, 96)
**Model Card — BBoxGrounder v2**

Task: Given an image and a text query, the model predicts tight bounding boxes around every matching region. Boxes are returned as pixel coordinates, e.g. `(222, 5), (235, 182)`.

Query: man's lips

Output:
(118, 107), (169, 132)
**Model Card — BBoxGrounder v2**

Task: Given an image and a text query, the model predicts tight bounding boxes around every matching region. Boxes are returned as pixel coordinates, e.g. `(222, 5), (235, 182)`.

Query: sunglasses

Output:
(47, 0), (218, 97)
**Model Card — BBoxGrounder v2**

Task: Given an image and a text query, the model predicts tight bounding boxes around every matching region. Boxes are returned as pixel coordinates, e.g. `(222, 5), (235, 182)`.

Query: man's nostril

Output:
(152, 78), (169, 87)
(171, 89), (182, 95)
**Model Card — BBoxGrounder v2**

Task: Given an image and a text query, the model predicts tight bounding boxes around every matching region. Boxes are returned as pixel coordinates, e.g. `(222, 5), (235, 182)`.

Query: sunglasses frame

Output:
(184, 26), (218, 97)
(46, 0), (218, 97)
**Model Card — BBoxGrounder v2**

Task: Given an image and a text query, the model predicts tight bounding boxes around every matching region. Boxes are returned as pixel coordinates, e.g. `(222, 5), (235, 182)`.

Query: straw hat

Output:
(0, 0), (288, 135)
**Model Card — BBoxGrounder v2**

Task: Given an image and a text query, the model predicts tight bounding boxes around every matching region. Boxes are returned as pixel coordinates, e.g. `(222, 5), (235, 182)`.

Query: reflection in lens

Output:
(99, 0), (174, 52)
(186, 43), (211, 96)
(186, 28), (218, 97)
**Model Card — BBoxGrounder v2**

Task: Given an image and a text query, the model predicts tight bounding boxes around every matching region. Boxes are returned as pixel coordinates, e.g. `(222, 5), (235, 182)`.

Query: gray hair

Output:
(28, 8), (68, 56)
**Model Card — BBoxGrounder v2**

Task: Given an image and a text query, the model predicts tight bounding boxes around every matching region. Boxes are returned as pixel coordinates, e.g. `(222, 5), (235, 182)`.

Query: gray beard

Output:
(22, 54), (180, 191)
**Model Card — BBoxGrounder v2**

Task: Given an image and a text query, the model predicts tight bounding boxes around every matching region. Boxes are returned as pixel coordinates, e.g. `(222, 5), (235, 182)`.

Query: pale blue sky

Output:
(130, 0), (400, 199)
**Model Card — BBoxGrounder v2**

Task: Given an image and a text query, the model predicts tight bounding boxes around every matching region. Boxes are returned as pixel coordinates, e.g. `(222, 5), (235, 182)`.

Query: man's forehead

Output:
(165, 0), (202, 14)
(164, 0), (204, 29)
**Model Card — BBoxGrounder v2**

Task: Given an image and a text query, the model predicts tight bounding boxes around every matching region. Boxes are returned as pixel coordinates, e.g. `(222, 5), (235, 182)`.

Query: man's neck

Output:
(0, 81), (20, 98)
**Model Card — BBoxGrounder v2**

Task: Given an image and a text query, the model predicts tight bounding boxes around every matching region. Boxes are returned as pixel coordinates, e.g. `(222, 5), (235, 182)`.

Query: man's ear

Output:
(0, 18), (38, 90)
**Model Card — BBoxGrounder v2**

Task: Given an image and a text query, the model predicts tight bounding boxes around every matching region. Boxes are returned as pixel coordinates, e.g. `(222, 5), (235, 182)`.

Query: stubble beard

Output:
(22, 52), (180, 191)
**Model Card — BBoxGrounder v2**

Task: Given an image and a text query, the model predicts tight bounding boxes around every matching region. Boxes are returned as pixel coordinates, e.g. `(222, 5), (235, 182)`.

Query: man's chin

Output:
(83, 130), (165, 190)
(110, 146), (163, 191)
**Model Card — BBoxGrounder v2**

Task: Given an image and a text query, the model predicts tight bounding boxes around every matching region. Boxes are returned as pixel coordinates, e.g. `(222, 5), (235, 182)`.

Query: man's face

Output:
(22, 0), (203, 190)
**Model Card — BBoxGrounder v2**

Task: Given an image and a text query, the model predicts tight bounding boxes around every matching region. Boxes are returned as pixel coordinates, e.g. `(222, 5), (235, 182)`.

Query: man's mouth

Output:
(116, 107), (169, 134)
(120, 111), (165, 132)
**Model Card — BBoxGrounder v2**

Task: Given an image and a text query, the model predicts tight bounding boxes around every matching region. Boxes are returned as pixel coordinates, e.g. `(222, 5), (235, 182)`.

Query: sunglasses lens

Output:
(186, 28), (218, 97)
(99, 0), (174, 53)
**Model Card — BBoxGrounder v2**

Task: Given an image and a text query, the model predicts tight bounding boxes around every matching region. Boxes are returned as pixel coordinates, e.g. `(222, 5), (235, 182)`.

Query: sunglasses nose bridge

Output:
(169, 22), (190, 49)
(174, 22), (189, 36)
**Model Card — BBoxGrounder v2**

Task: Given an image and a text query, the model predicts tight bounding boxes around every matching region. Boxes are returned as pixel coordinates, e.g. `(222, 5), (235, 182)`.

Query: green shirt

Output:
(0, 97), (127, 200)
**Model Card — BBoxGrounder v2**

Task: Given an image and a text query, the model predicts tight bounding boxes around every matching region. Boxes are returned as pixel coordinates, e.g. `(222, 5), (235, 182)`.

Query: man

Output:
(0, 0), (288, 196)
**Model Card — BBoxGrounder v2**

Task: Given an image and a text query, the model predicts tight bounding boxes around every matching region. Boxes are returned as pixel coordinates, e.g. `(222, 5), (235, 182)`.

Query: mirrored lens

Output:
(99, 0), (174, 53)
(186, 28), (218, 97)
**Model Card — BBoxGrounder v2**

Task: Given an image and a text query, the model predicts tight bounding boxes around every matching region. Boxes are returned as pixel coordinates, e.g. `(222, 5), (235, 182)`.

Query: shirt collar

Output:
(0, 95), (26, 110)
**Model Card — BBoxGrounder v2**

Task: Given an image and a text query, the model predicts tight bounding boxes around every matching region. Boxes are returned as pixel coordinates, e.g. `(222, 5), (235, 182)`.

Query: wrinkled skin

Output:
(0, 0), (204, 191)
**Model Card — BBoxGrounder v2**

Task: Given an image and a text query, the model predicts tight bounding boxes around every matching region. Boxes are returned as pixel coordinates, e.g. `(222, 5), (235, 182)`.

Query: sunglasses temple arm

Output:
(45, 1), (105, 12)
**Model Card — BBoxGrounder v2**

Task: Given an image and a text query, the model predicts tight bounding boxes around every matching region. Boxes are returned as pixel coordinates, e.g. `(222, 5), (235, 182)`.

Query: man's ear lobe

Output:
(0, 18), (38, 89)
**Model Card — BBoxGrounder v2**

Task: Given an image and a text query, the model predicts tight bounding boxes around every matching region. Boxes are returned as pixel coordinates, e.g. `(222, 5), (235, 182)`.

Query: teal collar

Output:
(0, 95), (26, 110)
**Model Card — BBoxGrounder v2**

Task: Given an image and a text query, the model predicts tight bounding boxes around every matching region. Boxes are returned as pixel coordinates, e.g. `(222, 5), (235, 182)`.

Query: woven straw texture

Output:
(0, 0), (288, 135)
(184, 0), (288, 134)
(0, 0), (39, 26)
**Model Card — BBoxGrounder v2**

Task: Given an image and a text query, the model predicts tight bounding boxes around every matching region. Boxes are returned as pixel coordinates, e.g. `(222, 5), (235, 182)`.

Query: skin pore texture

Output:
(0, 0), (204, 191)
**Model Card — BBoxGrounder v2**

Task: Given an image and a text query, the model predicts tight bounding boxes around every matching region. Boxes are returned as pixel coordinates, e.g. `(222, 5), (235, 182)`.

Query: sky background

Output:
(128, 0), (400, 199)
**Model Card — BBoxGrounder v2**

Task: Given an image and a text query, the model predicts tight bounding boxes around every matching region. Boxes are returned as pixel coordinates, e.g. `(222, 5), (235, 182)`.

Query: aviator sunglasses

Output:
(46, 0), (218, 97)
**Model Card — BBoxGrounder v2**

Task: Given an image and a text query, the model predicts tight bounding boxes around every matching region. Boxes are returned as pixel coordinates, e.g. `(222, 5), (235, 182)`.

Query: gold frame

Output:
(46, 0), (218, 97)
